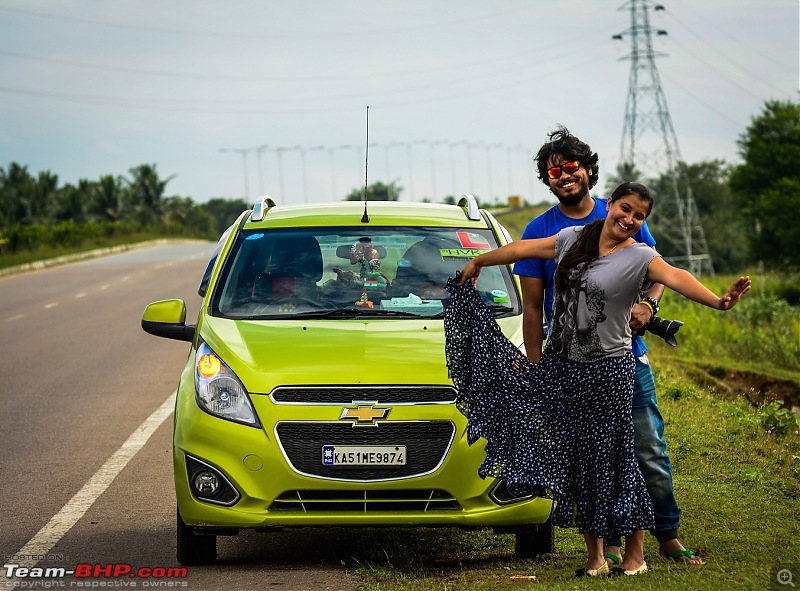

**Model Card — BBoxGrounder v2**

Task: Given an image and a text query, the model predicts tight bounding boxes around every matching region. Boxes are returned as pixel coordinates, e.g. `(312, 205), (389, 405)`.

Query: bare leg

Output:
(584, 533), (607, 572)
(619, 530), (646, 572)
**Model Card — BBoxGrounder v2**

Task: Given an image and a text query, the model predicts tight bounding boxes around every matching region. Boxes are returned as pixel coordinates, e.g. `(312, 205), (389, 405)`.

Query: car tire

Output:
(177, 508), (217, 565)
(514, 518), (554, 558)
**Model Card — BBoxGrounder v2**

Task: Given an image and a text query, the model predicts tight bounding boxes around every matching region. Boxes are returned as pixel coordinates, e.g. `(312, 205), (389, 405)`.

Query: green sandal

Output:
(604, 552), (622, 566)
(661, 549), (705, 565)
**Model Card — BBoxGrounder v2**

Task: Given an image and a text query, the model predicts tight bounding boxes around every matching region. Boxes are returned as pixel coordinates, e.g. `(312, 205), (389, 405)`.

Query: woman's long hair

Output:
(554, 182), (654, 292)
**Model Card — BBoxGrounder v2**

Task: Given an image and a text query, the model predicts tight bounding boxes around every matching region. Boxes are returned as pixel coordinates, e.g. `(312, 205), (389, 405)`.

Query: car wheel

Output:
(177, 508), (217, 565)
(514, 518), (554, 558)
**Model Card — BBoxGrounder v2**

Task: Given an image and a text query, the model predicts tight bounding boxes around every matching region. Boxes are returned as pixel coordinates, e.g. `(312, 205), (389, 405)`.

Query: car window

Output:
(198, 223), (235, 297)
(210, 227), (519, 319)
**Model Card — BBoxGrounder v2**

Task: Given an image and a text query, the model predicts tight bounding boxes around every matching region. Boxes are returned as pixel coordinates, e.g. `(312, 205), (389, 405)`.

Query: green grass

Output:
(0, 232), (169, 271)
(342, 367), (799, 590)
(491, 205), (551, 240)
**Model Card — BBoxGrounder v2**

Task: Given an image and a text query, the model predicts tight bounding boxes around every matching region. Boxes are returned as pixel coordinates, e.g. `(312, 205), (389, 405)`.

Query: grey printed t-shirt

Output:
(544, 226), (659, 362)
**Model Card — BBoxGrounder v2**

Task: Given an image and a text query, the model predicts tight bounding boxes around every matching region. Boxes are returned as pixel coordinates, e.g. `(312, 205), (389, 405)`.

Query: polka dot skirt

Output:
(444, 278), (654, 537)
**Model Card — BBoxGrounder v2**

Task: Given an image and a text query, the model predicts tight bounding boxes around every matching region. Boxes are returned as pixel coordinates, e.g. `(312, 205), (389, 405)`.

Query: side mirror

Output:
(141, 299), (196, 342)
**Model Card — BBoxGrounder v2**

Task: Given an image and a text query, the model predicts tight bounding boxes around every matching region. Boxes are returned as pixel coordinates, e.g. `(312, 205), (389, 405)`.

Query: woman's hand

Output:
(458, 259), (482, 285)
(629, 302), (654, 331)
(719, 275), (751, 310)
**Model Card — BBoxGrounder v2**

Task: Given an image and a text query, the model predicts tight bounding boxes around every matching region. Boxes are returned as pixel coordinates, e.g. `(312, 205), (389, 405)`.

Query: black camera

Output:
(638, 315), (684, 347)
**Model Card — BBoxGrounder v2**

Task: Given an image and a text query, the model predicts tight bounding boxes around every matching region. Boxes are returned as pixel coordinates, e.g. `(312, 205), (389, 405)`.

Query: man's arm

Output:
(520, 276), (545, 363)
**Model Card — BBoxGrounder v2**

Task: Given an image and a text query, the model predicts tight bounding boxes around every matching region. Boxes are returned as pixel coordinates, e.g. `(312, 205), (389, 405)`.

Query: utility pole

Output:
(219, 147), (251, 199)
(615, 0), (714, 275)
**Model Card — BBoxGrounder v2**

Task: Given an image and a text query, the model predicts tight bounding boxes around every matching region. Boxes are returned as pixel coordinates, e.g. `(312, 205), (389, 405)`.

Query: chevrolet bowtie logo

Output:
(340, 405), (390, 423)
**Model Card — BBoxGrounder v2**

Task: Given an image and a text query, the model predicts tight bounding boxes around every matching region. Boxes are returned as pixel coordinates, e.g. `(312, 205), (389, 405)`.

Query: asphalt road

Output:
(0, 243), (364, 591)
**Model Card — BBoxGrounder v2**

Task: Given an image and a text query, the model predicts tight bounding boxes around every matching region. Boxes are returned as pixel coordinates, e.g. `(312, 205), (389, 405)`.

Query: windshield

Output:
(210, 227), (520, 319)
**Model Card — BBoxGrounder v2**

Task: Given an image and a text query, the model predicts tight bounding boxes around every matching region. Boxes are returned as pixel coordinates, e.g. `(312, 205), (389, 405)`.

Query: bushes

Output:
(0, 220), (213, 257)
(651, 273), (800, 373)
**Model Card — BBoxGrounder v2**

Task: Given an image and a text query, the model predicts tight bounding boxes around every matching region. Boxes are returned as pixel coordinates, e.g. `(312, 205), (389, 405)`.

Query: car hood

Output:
(198, 315), (468, 392)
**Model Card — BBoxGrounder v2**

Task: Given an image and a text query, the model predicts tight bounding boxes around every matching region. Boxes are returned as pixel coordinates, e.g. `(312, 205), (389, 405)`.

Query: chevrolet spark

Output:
(141, 196), (554, 565)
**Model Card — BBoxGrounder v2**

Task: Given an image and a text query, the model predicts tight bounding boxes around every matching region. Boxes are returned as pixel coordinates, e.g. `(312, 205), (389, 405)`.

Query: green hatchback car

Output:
(142, 196), (554, 565)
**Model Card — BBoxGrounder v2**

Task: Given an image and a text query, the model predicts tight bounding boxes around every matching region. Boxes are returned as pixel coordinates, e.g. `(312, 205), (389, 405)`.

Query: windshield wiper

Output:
(286, 308), (422, 319)
(234, 308), (423, 320)
(486, 304), (515, 314)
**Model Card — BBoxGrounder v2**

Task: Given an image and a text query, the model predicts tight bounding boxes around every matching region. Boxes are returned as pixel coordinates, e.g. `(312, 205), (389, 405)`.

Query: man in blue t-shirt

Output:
(513, 126), (703, 566)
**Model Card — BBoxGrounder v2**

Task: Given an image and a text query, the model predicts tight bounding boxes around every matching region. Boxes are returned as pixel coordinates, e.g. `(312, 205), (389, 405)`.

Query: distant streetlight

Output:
(290, 145), (302, 201)
(255, 145), (269, 195)
(429, 140), (447, 201)
(219, 147), (251, 198)
(407, 140), (426, 201)
(303, 146), (325, 203)
(271, 147), (291, 199)
(449, 141), (468, 198)
(330, 145), (353, 201)
(328, 147), (337, 201)
(486, 143), (503, 202)
(467, 141), (484, 196)
(384, 142), (404, 201)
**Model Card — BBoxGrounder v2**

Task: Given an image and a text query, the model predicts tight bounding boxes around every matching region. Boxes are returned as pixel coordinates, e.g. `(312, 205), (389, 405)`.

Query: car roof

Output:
(242, 200), (490, 230)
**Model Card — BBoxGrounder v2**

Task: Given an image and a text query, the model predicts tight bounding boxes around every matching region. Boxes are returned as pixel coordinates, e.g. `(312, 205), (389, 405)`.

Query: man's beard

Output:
(554, 177), (590, 206)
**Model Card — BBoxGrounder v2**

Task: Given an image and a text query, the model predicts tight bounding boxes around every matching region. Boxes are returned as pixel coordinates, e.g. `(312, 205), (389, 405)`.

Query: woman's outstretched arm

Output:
(646, 257), (751, 310)
(458, 235), (558, 285)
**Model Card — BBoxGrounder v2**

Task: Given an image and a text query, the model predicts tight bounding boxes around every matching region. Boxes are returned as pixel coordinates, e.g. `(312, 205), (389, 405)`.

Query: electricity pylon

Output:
(615, 0), (714, 276)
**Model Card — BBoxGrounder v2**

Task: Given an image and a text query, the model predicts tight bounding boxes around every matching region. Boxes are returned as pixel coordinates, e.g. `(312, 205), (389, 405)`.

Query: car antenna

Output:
(361, 105), (370, 223)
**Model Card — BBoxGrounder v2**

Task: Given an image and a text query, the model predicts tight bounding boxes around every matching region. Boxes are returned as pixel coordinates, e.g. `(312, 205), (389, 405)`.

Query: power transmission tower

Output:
(615, 0), (714, 276)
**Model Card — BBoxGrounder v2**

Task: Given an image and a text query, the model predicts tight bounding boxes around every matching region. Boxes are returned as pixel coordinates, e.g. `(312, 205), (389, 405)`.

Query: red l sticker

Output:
(457, 231), (490, 249)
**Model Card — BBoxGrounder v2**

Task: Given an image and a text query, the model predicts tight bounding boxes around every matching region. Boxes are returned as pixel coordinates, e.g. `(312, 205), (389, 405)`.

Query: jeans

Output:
(607, 355), (681, 546)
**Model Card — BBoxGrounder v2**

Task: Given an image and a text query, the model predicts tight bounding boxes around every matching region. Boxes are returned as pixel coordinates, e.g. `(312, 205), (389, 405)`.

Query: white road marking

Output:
(100, 285), (110, 290)
(44, 303), (58, 309)
(5, 392), (176, 571)
(6, 314), (24, 322)
(75, 292), (87, 298)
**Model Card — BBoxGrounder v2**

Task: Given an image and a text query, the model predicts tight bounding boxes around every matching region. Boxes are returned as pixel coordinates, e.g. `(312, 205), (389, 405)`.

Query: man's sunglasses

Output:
(547, 161), (581, 179)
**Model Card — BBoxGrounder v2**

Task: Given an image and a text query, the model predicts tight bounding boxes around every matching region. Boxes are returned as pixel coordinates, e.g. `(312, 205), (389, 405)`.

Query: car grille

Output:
(269, 489), (461, 513)
(276, 421), (455, 481)
(271, 386), (457, 404)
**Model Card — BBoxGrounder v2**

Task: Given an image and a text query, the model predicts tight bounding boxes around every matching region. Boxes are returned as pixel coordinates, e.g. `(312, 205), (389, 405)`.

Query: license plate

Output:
(322, 445), (406, 466)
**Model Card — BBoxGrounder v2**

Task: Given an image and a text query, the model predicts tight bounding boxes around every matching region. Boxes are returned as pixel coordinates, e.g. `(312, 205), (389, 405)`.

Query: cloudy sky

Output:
(0, 0), (797, 207)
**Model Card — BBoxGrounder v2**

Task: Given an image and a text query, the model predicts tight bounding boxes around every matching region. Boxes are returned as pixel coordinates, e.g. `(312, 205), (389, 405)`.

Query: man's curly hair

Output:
(534, 126), (599, 189)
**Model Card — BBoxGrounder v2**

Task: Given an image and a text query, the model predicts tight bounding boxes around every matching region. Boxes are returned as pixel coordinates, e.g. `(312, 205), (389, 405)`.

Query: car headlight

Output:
(194, 341), (259, 427)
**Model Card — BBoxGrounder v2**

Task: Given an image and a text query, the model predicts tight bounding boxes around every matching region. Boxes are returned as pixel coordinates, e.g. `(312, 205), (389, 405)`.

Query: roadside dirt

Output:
(679, 362), (800, 410)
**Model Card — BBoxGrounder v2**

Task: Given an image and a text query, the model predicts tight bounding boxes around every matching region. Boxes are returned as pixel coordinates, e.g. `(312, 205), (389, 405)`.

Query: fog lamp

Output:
(193, 471), (221, 496)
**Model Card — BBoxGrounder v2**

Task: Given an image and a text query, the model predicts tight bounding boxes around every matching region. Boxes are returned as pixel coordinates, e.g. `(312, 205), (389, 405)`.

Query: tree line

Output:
(1, 99), (797, 274)
(0, 163), (247, 256)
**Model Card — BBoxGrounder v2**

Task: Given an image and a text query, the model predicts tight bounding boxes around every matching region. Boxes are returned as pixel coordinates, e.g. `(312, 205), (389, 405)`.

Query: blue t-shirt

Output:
(512, 197), (656, 357)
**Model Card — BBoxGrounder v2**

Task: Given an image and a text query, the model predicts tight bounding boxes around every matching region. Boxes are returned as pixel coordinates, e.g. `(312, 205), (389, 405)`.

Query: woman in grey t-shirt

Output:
(445, 182), (750, 578)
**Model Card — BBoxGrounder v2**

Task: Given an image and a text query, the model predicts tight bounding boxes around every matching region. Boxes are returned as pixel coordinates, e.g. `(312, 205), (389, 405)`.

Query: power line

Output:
(0, 50), (616, 115)
(659, 72), (749, 126)
(0, 4), (532, 40)
(0, 27), (607, 84)
(665, 0), (790, 70)
(660, 15), (791, 97)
